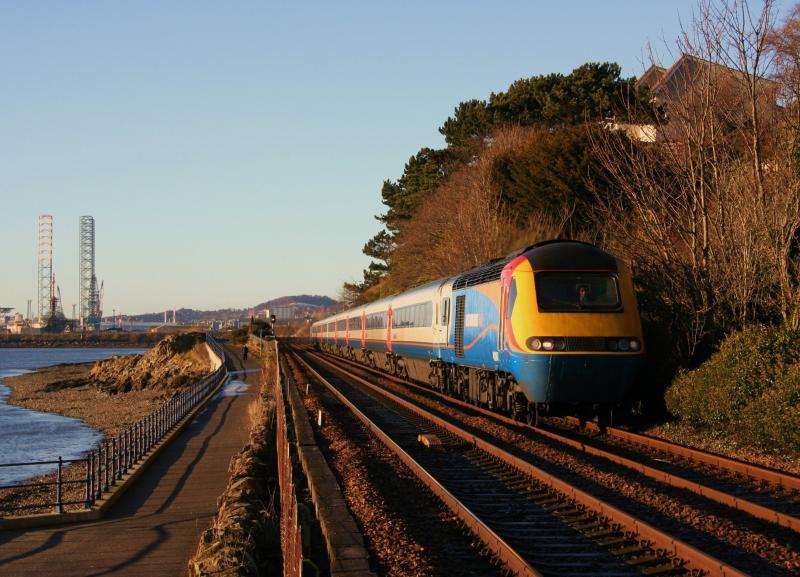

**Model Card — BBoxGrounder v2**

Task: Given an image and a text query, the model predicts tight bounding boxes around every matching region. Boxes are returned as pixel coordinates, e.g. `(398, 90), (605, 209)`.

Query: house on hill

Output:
(630, 53), (780, 143)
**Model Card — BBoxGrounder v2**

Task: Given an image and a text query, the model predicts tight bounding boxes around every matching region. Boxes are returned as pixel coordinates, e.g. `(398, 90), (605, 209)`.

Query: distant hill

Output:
(254, 294), (337, 310)
(127, 294), (338, 323)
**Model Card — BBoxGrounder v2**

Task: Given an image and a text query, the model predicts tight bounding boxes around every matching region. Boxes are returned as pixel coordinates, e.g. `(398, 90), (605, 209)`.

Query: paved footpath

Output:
(0, 344), (261, 577)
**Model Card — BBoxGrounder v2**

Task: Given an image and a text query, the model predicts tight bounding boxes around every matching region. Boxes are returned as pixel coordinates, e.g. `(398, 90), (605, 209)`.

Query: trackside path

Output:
(0, 344), (258, 577)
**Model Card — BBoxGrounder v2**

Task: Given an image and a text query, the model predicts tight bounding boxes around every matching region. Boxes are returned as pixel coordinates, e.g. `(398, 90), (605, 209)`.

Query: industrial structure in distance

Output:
(3, 214), (104, 334)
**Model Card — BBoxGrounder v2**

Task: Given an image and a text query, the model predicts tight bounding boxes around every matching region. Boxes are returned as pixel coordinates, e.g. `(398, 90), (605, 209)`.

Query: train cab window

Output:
(507, 279), (518, 316)
(535, 272), (621, 312)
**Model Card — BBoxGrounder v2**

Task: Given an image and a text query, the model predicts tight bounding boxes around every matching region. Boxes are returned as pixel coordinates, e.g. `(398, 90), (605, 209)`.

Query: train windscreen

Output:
(534, 272), (621, 312)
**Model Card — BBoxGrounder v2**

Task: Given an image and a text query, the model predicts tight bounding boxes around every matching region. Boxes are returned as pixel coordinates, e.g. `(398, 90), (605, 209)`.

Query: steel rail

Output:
(289, 351), (542, 577)
(533, 423), (800, 534)
(300, 348), (750, 577)
(306, 347), (800, 533)
(563, 416), (800, 492)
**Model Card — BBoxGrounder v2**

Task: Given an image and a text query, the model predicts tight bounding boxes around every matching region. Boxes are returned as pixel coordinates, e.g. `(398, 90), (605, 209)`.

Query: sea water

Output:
(0, 348), (146, 486)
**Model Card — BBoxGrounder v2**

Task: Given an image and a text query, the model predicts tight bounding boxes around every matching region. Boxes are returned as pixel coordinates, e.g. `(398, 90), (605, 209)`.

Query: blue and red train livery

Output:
(311, 240), (644, 422)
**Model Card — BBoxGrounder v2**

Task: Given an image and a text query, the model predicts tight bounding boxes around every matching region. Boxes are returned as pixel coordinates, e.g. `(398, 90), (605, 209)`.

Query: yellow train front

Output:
(497, 241), (644, 413)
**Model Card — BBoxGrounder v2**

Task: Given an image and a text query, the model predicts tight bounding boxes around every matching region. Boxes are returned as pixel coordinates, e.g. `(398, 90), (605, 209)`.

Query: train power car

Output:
(311, 240), (644, 423)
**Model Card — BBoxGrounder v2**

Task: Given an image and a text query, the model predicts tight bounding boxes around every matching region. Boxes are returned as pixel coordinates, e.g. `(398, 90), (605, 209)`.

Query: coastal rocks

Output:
(90, 333), (214, 394)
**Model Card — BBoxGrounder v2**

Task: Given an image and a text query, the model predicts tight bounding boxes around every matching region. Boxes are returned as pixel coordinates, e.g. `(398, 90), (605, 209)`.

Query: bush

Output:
(228, 328), (249, 345)
(165, 332), (204, 354)
(740, 365), (800, 452)
(665, 324), (800, 452)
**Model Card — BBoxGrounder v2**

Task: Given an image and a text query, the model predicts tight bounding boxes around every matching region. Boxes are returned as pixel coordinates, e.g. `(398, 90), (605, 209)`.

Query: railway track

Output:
(291, 345), (800, 576)
(287, 346), (774, 577)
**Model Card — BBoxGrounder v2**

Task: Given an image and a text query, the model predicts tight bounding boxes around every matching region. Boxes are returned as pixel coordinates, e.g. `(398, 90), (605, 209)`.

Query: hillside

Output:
(128, 294), (337, 323)
(254, 294), (336, 310)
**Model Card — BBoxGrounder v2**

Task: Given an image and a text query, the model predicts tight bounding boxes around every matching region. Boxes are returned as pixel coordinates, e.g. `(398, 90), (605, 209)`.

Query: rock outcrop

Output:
(90, 333), (216, 394)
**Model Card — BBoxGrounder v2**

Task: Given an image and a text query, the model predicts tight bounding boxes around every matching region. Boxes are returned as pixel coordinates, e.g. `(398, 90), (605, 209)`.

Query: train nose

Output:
(515, 354), (643, 404)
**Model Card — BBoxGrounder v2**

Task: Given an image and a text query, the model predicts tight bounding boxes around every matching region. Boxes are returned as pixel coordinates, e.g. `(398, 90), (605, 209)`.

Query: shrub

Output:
(665, 324), (800, 452)
(740, 365), (800, 452)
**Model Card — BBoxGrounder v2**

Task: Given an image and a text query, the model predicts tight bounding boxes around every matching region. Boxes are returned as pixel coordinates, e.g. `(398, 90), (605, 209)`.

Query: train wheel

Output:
(597, 406), (613, 432)
(577, 405), (592, 429)
(398, 361), (409, 380)
(526, 403), (539, 427)
(512, 393), (527, 422)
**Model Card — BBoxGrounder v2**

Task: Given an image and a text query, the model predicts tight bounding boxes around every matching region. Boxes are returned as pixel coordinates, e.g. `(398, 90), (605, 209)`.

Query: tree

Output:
(351, 147), (453, 297)
(490, 124), (607, 233)
(591, 0), (798, 364)
(438, 99), (493, 157)
(378, 147), (454, 231)
(769, 3), (800, 163)
(389, 127), (570, 288)
(348, 60), (649, 302)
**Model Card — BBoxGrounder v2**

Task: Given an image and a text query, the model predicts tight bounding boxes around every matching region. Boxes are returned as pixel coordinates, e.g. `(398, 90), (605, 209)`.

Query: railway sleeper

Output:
(573, 520), (604, 531)
(543, 503), (574, 514)
(613, 544), (649, 557)
(582, 526), (622, 540)
(508, 478), (539, 493)
(639, 565), (681, 576)
(592, 534), (626, 545)
(554, 507), (587, 519)
(625, 553), (668, 566)
(531, 496), (562, 507)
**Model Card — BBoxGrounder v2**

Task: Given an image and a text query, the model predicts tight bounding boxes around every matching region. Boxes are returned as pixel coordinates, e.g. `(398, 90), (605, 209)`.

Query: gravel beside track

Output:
(284, 353), (506, 577)
(305, 347), (800, 576)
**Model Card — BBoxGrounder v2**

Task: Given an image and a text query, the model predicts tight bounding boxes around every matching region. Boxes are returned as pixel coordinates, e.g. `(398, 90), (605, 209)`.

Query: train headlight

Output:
(553, 337), (566, 351)
(542, 339), (555, 351)
(529, 338), (543, 351)
(629, 339), (641, 351)
(618, 339), (630, 351)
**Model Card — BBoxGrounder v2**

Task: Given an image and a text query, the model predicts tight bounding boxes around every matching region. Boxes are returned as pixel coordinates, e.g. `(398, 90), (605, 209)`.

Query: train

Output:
(311, 240), (644, 423)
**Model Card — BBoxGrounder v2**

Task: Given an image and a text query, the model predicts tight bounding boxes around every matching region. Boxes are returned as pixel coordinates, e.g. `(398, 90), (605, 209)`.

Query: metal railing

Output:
(0, 334), (227, 515)
(277, 355), (303, 577)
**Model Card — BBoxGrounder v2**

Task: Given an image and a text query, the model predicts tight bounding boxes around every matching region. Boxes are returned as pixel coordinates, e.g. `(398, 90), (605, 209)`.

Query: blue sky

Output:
(1, 1), (793, 316)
